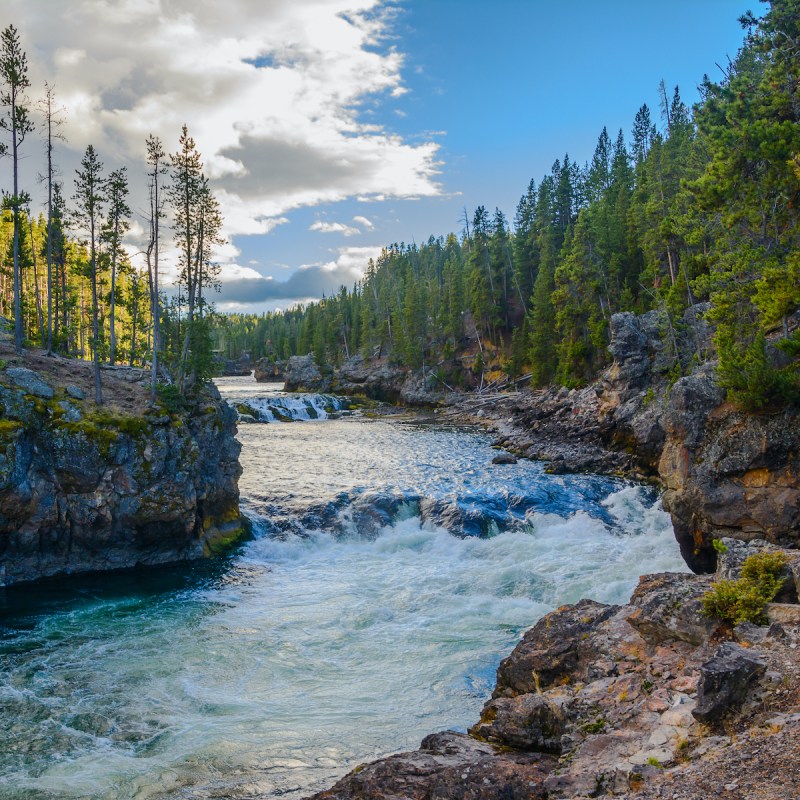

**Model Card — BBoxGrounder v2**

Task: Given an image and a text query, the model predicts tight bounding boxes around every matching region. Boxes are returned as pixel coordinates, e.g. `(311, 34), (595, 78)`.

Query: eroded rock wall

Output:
(0, 378), (243, 586)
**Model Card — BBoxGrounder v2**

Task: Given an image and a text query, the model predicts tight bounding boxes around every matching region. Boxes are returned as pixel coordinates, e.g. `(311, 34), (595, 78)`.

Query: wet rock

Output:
(308, 731), (553, 800)
(626, 572), (716, 645)
(471, 694), (565, 753)
(491, 452), (518, 465)
(5, 366), (54, 399)
(692, 642), (766, 724)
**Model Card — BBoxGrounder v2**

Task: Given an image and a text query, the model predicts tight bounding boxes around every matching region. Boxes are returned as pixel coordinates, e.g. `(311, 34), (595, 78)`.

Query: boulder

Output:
(494, 600), (618, 696)
(283, 354), (330, 392)
(254, 357), (282, 382)
(692, 642), (766, 724)
(471, 693), (565, 753)
(5, 366), (54, 399)
(307, 732), (553, 800)
(626, 572), (716, 645)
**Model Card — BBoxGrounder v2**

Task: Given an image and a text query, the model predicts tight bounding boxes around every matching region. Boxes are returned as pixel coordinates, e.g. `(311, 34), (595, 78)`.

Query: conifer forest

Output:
(2, 4), (799, 409)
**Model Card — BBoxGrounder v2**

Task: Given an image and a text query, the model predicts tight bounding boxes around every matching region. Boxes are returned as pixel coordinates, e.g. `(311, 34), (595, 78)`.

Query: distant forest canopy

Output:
(0, 24), (222, 404)
(214, 1), (800, 410)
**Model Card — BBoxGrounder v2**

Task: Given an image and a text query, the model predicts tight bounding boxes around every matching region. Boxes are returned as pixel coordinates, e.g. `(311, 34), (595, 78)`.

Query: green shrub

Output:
(156, 383), (187, 414)
(702, 551), (788, 624)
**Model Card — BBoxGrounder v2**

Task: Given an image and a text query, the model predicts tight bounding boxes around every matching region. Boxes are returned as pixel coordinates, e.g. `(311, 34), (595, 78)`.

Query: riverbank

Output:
(0, 339), (244, 586)
(289, 306), (800, 574)
(308, 540), (800, 800)
(281, 307), (800, 799)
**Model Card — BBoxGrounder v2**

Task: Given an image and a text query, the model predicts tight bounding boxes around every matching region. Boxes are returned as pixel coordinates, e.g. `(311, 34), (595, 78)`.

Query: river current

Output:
(0, 376), (687, 799)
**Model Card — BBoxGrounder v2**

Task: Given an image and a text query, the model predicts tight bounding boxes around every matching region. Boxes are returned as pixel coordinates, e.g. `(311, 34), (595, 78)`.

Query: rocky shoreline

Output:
(307, 541), (800, 800)
(286, 306), (800, 799)
(0, 347), (244, 586)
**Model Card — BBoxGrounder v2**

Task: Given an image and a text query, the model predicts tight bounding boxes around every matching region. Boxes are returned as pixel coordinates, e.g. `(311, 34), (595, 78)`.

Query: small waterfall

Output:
(232, 393), (350, 422)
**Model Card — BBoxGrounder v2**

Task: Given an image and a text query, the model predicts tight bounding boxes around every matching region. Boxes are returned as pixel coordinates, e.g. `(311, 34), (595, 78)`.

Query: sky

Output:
(2, 0), (751, 314)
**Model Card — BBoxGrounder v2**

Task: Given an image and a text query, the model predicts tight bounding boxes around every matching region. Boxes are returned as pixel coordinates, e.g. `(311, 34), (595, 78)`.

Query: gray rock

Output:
(57, 401), (82, 422)
(5, 367), (54, 399)
(692, 642), (766, 724)
(494, 600), (618, 696)
(65, 384), (85, 400)
(305, 731), (553, 800)
(283, 354), (329, 392)
(491, 452), (518, 465)
(626, 572), (716, 645)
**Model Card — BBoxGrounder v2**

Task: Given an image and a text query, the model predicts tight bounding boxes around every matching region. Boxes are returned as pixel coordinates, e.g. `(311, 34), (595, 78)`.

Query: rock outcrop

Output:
(0, 363), (244, 586)
(308, 545), (800, 800)
(449, 305), (800, 573)
(253, 356), (283, 382)
(284, 353), (444, 405)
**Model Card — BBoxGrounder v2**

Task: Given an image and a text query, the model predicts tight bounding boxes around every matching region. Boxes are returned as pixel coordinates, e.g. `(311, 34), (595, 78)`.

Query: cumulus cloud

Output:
(218, 246), (382, 305)
(6, 0), (442, 243)
(309, 220), (361, 237)
(353, 215), (375, 230)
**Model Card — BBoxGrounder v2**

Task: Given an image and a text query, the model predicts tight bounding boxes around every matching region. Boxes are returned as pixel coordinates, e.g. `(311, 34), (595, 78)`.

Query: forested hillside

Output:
(216, 2), (800, 409)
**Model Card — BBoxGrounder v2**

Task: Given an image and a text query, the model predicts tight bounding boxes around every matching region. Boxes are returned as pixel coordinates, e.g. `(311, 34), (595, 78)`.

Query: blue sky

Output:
(233, 0), (750, 309)
(6, 1), (751, 312)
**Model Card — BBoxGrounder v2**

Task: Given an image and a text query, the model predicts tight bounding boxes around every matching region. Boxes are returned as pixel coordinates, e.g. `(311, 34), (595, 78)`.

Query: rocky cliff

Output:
(283, 353), (443, 405)
(0, 357), (244, 586)
(454, 306), (800, 574)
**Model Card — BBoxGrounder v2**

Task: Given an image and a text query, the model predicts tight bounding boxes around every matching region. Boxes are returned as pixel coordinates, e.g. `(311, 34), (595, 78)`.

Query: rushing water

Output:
(0, 376), (687, 799)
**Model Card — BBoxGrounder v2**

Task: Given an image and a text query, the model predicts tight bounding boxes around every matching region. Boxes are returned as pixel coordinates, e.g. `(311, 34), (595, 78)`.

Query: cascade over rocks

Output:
(307, 545), (800, 800)
(0, 358), (244, 586)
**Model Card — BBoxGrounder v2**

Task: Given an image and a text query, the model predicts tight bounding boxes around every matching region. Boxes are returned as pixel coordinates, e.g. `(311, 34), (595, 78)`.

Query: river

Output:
(0, 376), (687, 799)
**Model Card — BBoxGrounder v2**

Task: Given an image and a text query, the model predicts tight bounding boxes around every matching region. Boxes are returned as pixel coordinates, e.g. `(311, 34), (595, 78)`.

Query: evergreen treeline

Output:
(0, 25), (223, 404)
(216, 2), (800, 409)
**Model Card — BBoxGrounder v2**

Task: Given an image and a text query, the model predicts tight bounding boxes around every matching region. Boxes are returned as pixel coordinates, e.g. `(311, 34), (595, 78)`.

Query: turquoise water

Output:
(0, 378), (686, 799)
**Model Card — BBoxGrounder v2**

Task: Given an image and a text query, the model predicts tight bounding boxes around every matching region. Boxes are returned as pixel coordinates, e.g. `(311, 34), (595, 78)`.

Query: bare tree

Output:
(38, 82), (67, 355)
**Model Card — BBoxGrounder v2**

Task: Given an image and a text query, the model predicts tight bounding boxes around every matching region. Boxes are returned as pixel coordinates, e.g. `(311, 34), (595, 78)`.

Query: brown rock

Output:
(307, 732), (553, 800)
(626, 572), (716, 645)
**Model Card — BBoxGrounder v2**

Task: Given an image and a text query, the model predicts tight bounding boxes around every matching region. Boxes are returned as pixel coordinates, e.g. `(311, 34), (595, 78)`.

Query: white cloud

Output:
(217, 245), (382, 307)
(309, 220), (361, 237)
(353, 215), (374, 230)
(5, 0), (441, 247)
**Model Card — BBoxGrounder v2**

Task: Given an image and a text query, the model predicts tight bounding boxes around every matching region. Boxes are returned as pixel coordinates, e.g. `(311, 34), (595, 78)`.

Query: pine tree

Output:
(102, 167), (131, 365)
(73, 145), (106, 404)
(0, 24), (34, 353)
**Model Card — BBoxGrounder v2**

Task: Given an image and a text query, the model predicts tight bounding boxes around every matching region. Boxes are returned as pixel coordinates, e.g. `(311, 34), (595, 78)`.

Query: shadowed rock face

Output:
(597, 307), (800, 573)
(0, 380), (243, 586)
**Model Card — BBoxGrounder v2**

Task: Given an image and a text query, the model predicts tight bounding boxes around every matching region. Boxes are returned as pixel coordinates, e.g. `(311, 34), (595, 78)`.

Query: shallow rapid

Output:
(0, 376), (687, 799)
